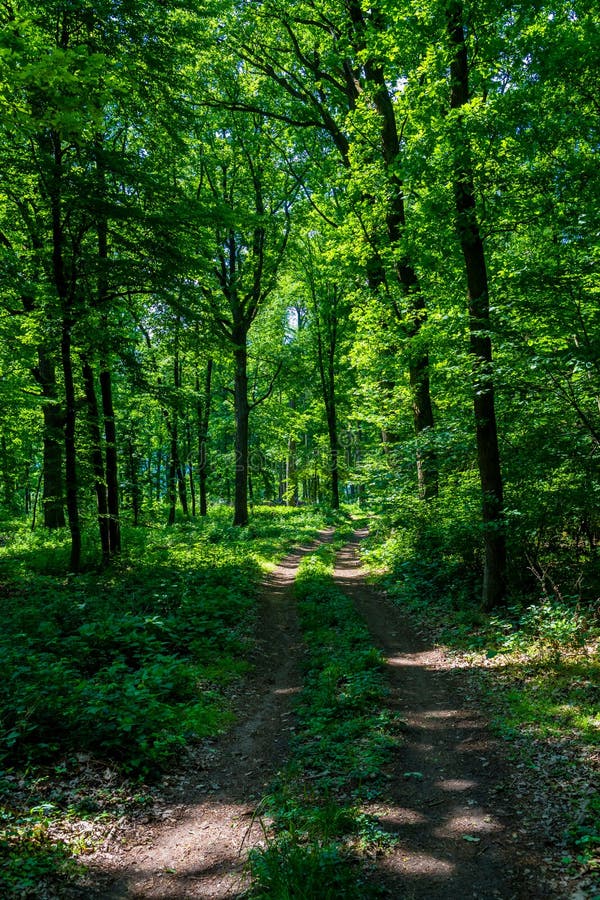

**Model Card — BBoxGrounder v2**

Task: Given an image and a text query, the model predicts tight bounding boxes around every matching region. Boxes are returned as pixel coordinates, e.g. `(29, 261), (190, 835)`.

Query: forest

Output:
(0, 0), (598, 897)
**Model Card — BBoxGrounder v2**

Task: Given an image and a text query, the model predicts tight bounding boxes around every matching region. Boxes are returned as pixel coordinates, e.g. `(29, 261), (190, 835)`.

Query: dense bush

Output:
(0, 507), (322, 777)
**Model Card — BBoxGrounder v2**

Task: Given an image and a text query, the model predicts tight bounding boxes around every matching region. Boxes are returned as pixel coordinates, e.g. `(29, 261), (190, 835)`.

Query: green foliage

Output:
(0, 507), (322, 777)
(293, 547), (396, 784)
(0, 508), (327, 896)
(248, 836), (364, 900)
(0, 815), (77, 900)
(565, 790), (600, 874)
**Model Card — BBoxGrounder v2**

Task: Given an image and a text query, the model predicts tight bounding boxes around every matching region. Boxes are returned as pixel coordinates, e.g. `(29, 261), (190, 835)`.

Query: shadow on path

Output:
(333, 530), (546, 900)
(73, 530), (334, 899)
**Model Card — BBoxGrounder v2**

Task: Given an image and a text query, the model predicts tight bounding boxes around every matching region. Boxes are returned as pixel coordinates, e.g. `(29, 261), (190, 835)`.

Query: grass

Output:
(0, 505), (325, 898)
(247, 539), (399, 899)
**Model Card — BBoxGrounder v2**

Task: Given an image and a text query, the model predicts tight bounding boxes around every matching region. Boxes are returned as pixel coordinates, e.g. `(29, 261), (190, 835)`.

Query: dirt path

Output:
(333, 530), (546, 900)
(72, 526), (560, 900)
(76, 530), (333, 899)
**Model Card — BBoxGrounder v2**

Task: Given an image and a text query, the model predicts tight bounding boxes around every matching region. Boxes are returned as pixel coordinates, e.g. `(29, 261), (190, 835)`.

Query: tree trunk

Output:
(24, 465), (31, 515)
(326, 403), (340, 510)
(176, 460), (189, 515)
(35, 350), (65, 528)
(187, 420), (196, 517)
(95, 141), (120, 556)
(30, 468), (43, 531)
(156, 449), (162, 502)
(448, 0), (506, 609)
(173, 352), (188, 516)
(376, 98), (437, 501)
(51, 131), (80, 570)
(314, 291), (340, 510)
(99, 363), (121, 555)
(233, 334), (250, 526)
(127, 436), (141, 527)
(61, 321), (81, 571)
(82, 360), (110, 561)
(286, 435), (298, 506)
(167, 447), (177, 526)
(198, 358), (213, 517)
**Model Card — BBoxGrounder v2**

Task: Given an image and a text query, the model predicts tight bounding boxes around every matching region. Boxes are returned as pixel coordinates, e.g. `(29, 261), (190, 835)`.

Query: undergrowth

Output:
(0, 505), (323, 898)
(362, 502), (600, 884)
(247, 539), (399, 899)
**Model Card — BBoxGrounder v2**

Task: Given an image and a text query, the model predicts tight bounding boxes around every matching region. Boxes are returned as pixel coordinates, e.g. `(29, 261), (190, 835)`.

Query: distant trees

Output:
(195, 114), (294, 526)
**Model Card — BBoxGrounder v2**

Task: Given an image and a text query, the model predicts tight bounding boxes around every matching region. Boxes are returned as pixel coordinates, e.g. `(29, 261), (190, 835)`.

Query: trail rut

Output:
(333, 529), (547, 899)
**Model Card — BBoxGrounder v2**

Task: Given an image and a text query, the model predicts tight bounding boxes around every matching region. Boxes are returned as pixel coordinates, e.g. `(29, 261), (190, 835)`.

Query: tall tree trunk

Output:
(61, 321), (81, 571)
(326, 404), (340, 510)
(164, 400), (179, 527)
(155, 448), (162, 502)
(167, 449), (176, 526)
(186, 420), (196, 517)
(173, 351), (188, 516)
(35, 350), (65, 528)
(82, 360), (110, 561)
(51, 131), (80, 570)
(24, 466), (31, 515)
(176, 460), (189, 515)
(448, 0), (506, 609)
(314, 290), (340, 510)
(30, 468), (43, 531)
(233, 333), (250, 527)
(197, 358), (213, 517)
(163, 397), (184, 525)
(375, 96), (437, 501)
(286, 435), (298, 506)
(99, 363), (121, 555)
(127, 436), (141, 526)
(95, 143), (121, 556)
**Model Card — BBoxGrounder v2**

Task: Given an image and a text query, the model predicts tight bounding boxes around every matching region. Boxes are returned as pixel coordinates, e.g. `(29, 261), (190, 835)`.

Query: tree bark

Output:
(82, 360), (110, 561)
(51, 130), (81, 570)
(448, 0), (506, 609)
(127, 435), (141, 527)
(197, 358), (213, 517)
(61, 321), (81, 571)
(326, 404), (340, 510)
(99, 363), (121, 554)
(95, 142), (121, 556)
(173, 353), (188, 516)
(314, 285), (340, 510)
(167, 447), (176, 526)
(33, 350), (65, 528)
(186, 420), (196, 517)
(155, 449), (162, 502)
(286, 435), (298, 506)
(233, 333), (250, 526)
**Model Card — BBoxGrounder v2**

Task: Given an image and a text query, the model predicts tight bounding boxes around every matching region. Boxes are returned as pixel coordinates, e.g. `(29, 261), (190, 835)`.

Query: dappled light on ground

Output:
(75, 533), (333, 898)
(336, 531), (538, 898)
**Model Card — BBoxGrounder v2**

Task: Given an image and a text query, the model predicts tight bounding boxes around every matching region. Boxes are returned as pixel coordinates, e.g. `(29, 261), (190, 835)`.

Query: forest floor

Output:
(62, 529), (594, 899)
